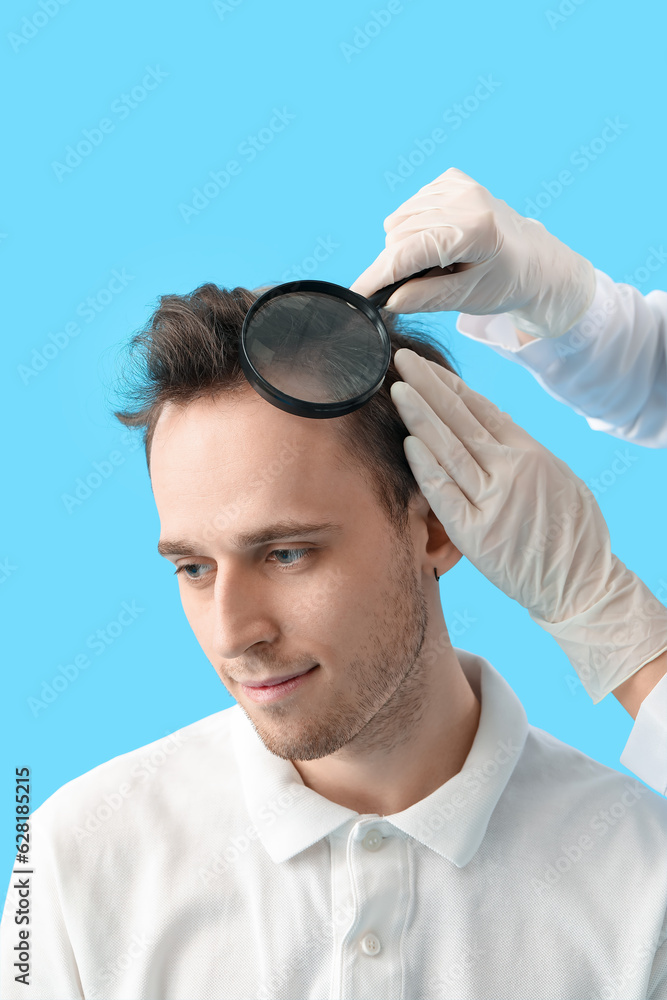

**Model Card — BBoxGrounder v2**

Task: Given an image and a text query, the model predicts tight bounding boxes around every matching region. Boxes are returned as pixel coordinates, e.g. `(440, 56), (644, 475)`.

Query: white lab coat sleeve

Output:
(619, 671), (667, 798)
(0, 802), (84, 1000)
(456, 268), (667, 448)
(648, 909), (667, 999)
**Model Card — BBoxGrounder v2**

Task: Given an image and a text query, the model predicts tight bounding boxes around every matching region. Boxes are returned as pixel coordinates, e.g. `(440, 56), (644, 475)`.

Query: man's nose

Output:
(210, 570), (281, 660)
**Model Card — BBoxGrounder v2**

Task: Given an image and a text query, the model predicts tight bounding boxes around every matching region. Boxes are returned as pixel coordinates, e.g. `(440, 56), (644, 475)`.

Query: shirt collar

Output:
(230, 649), (528, 867)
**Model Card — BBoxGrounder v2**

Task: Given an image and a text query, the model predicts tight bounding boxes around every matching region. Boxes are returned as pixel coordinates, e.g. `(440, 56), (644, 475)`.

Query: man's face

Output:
(151, 388), (439, 762)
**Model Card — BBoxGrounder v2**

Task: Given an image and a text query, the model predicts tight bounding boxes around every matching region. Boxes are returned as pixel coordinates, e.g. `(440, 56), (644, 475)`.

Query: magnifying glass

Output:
(239, 265), (449, 418)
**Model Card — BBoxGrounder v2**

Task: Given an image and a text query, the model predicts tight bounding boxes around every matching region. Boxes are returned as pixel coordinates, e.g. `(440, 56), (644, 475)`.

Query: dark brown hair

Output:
(113, 283), (458, 534)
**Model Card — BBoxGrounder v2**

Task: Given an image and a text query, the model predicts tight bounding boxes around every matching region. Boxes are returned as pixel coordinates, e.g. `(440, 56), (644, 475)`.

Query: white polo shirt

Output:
(2, 649), (667, 1000)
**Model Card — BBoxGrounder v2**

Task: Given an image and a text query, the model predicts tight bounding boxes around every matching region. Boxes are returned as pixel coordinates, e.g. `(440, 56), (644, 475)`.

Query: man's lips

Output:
(239, 666), (317, 688)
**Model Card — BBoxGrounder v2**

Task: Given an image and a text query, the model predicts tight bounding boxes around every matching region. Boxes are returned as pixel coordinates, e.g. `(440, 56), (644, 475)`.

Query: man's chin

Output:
(243, 708), (355, 762)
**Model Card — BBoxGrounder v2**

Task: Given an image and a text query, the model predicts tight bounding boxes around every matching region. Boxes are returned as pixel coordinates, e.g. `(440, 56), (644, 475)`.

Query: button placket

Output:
(338, 820), (406, 997)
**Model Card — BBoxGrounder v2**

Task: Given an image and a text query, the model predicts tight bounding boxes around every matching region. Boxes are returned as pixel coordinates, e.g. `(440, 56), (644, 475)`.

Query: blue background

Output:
(2, 0), (666, 877)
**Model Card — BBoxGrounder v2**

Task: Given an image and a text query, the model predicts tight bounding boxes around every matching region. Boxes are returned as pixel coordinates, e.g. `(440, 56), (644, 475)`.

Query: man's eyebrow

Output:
(157, 520), (344, 558)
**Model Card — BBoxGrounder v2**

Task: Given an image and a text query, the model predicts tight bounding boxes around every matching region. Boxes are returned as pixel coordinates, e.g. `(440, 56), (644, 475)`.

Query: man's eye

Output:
(174, 563), (211, 582)
(267, 547), (313, 570)
(173, 548), (314, 584)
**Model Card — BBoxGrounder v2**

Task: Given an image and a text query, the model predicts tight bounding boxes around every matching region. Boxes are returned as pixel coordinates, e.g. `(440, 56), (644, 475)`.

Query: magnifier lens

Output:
(244, 291), (387, 405)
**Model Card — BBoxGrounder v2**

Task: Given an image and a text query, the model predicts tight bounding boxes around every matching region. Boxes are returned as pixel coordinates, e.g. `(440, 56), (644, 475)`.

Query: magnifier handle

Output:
(366, 265), (447, 310)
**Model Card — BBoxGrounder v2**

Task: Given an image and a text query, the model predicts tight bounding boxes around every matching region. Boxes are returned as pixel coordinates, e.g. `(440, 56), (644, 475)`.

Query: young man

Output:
(2, 284), (666, 999)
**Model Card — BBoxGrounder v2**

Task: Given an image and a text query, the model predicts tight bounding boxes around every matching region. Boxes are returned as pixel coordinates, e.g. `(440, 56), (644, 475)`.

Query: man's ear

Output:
(426, 506), (463, 576)
(410, 492), (462, 578)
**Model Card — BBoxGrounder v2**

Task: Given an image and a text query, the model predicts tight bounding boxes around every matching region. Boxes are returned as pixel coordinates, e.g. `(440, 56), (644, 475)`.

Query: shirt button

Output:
(361, 829), (383, 852)
(361, 933), (381, 956)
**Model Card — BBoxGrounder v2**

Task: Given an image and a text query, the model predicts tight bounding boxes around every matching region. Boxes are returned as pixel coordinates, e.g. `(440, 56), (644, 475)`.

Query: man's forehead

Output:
(150, 390), (356, 500)
(153, 391), (336, 454)
(150, 393), (381, 555)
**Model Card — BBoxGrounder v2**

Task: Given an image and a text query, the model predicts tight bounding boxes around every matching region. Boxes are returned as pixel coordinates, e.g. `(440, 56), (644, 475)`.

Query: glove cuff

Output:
(530, 564), (667, 704)
(507, 253), (596, 340)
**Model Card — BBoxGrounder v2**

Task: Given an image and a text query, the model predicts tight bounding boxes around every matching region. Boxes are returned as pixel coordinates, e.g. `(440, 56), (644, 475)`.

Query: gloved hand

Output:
(350, 167), (596, 339)
(390, 348), (667, 703)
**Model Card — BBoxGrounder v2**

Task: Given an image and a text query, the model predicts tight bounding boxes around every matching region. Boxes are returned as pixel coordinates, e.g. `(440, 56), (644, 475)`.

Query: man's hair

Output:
(113, 283), (458, 534)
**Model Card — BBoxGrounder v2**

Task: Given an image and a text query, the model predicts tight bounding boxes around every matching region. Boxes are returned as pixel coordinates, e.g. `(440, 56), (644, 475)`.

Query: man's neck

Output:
(291, 645), (481, 816)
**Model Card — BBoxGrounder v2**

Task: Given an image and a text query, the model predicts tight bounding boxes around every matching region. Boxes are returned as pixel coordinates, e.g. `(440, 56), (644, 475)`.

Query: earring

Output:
(434, 568), (440, 582)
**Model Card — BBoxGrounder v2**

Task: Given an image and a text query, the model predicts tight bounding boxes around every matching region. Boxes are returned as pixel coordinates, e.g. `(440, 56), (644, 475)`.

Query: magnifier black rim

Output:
(239, 279), (391, 418)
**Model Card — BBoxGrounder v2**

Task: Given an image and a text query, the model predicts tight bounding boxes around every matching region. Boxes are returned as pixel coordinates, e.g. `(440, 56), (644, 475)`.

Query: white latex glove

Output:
(350, 167), (596, 339)
(390, 348), (667, 703)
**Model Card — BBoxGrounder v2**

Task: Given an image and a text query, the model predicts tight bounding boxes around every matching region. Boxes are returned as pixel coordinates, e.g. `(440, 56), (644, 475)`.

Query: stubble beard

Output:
(245, 526), (431, 762)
